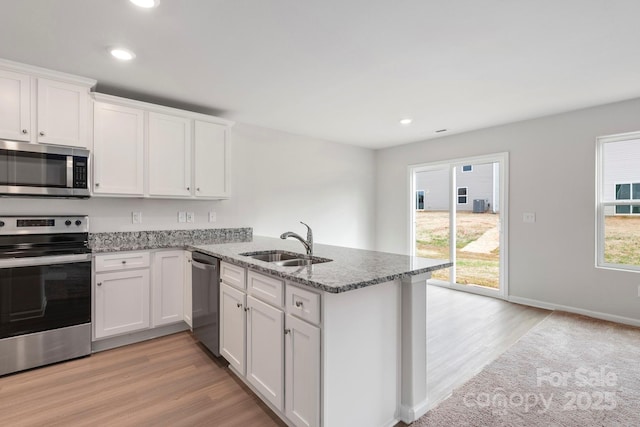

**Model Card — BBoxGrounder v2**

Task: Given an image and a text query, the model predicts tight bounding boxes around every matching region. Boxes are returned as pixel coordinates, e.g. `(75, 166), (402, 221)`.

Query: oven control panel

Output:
(0, 216), (89, 234)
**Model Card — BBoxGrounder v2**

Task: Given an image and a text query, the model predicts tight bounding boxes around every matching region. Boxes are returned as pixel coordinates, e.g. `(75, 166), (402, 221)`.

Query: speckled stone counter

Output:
(190, 236), (451, 293)
(90, 227), (252, 252)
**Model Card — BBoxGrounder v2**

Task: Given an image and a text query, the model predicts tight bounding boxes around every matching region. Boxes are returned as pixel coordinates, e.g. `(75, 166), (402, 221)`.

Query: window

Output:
(416, 190), (425, 210)
(597, 132), (640, 269)
(457, 187), (468, 204)
(461, 165), (473, 173)
(615, 183), (640, 214)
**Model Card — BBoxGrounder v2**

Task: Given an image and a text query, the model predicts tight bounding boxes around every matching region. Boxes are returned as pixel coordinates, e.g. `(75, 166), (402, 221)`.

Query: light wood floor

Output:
(0, 332), (286, 427)
(0, 285), (549, 426)
(425, 284), (550, 411)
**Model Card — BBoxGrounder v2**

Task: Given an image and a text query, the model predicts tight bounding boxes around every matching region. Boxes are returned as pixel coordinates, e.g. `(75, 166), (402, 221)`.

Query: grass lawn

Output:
(604, 215), (640, 265)
(415, 210), (500, 288)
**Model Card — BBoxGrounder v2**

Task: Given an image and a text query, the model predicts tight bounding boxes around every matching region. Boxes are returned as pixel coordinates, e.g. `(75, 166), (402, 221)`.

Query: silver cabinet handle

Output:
(97, 282), (102, 286)
(187, 187), (190, 191)
(295, 301), (303, 308)
(95, 183), (100, 187)
(122, 260), (127, 264)
(22, 129), (28, 134)
(284, 329), (291, 335)
(39, 131), (45, 136)
(236, 303), (242, 308)
(196, 187), (200, 191)
(244, 307), (250, 312)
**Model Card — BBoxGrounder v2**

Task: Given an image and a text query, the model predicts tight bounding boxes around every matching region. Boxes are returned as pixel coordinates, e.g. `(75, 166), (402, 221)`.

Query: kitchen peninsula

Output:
(191, 236), (451, 427)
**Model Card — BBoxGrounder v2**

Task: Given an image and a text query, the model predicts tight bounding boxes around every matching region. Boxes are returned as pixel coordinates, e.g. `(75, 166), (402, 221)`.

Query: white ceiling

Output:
(1, 0), (640, 149)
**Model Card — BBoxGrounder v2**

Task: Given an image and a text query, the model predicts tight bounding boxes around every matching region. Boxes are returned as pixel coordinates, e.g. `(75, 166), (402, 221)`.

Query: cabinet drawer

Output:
(248, 271), (283, 307)
(220, 261), (246, 290)
(286, 284), (320, 325)
(95, 251), (150, 272)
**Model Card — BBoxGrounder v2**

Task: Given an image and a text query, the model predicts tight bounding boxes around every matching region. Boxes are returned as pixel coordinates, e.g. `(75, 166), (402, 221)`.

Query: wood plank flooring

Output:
(425, 284), (550, 411)
(0, 285), (549, 426)
(0, 332), (285, 427)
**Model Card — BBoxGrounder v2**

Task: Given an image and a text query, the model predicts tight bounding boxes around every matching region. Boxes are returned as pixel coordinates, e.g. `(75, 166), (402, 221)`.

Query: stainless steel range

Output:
(0, 216), (91, 376)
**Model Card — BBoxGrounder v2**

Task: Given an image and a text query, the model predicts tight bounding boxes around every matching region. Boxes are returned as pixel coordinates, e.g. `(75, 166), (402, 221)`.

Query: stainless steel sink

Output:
(240, 250), (332, 267)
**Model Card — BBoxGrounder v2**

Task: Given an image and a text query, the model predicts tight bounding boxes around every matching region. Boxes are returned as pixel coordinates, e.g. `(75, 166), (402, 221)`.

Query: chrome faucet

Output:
(280, 221), (313, 257)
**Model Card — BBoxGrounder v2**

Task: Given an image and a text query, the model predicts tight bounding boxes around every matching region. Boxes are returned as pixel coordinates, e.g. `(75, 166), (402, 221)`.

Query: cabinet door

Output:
(94, 269), (150, 339)
(286, 314), (320, 427)
(247, 295), (284, 411)
(37, 78), (89, 148)
(93, 102), (144, 195)
(152, 250), (185, 327)
(0, 69), (30, 141)
(148, 112), (192, 197)
(184, 251), (193, 328)
(220, 283), (246, 374)
(194, 120), (229, 198)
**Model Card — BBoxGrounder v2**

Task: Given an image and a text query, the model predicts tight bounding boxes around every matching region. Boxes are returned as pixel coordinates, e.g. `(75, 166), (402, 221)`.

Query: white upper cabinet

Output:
(37, 78), (89, 148)
(148, 112), (192, 197)
(0, 69), (30, 141)
(0, 59), (95, 148)
(93, 102), (144, 196)
(194, 120), (229, 198)
(91, 93), (233, 199)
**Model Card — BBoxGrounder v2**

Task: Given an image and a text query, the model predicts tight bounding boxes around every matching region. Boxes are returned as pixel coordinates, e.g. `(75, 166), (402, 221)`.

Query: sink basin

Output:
(240, 250), (332, 267)
(240, 251), (300, 262)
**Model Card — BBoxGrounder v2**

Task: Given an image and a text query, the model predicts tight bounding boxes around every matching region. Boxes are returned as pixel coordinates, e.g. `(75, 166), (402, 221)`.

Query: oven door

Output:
(0, 254), (91, 340)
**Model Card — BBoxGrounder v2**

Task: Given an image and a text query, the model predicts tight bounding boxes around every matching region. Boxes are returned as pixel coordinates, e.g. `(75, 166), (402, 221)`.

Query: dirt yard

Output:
(604, 216), (640, 265)
(415, 211), (500, 288)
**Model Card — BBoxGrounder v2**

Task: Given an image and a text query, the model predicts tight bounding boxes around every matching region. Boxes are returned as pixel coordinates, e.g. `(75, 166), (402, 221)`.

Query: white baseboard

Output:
(508, 295), (640, 328)
(398, 399), (430, 424)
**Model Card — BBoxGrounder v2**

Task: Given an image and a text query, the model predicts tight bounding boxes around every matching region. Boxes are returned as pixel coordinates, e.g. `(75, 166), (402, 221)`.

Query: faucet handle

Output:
(300, 221), (313, 246)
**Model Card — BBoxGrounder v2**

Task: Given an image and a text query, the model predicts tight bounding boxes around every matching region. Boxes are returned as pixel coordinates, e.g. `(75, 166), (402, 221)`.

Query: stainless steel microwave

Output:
(0, 140), (90, 198)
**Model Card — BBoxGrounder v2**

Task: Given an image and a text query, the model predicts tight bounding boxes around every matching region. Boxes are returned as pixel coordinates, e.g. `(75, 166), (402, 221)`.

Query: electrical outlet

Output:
(209, 211), (216, 222)
(186, 212), (194, 223)
(178, 212), (186, 223)
(132, 212), (142, 224)
(523, 212), (536, 223)
(638, 285), (640, 297)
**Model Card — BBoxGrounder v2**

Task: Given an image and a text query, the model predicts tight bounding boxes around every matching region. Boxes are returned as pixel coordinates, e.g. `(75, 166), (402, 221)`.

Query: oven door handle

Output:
(0, 253), (92, 269)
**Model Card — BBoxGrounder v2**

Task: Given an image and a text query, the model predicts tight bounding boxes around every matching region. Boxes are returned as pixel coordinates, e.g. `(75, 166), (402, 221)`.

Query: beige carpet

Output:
(413, 311), (640, 426)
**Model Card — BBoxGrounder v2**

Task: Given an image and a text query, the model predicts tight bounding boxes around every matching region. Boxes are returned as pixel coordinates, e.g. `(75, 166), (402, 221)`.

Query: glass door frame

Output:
(409, 152), (509, 299)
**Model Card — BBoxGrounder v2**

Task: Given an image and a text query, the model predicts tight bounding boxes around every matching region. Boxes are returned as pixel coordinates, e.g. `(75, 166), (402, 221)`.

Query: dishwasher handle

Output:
(192, 259), (217, 270)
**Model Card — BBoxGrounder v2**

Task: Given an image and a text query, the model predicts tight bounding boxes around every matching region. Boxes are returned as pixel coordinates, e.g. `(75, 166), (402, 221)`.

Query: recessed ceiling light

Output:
(130, 0), (160, 8)
(399, 118), (413, 125)
(109, 47), (136, 61)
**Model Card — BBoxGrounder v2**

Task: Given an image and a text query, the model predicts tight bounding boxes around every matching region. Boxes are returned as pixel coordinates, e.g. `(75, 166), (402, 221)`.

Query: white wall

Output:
(376, 97), (640, 323)
(1, 123), (376, 250)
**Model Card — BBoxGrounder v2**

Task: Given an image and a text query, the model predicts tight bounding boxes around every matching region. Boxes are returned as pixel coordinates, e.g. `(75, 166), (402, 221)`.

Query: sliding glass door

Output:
(410, 153), (508, 297)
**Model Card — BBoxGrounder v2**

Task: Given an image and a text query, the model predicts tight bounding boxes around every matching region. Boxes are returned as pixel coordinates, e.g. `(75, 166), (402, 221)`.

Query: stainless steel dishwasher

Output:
(191, 251), (220, 357)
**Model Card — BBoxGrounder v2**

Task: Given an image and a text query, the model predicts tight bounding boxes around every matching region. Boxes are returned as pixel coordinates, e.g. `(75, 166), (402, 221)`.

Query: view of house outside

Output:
(602, 138), (640, 267)
(415, 164), (501, 288)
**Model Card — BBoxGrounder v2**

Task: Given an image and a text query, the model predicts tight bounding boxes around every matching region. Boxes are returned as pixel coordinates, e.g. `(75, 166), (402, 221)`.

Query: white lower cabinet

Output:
(152, 250), (185, 327)
(94, 269), (150, 339)
(219, 265), (320, 427)
(220, 282), (246, 374)
(286, 314), (320, 427)
(94, 249), (187, 342)
(247, 295), (284, 411)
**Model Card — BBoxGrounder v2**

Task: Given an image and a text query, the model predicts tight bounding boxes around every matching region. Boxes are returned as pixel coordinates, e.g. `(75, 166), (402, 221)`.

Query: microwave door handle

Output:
(67, 156), (73, 188)
(0, 254), (92, 269)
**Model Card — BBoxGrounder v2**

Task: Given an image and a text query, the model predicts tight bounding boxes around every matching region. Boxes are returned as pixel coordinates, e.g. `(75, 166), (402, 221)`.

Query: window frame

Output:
(457, 186), (468, 205)
(596, 132), (640, 271)
(416, 190), (425, 210)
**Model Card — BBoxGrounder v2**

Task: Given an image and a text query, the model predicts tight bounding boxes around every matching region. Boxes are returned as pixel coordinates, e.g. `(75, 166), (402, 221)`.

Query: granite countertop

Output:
(190, 236), (452, 293)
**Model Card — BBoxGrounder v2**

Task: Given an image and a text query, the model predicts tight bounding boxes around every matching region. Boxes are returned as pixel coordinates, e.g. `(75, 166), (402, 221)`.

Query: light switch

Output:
(132, 212), (142, 224)
(186, 212), (194, 223)
(209, 211), (216, 222)
(523, 212), (536, 223)
(178, 212), (186, 223)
